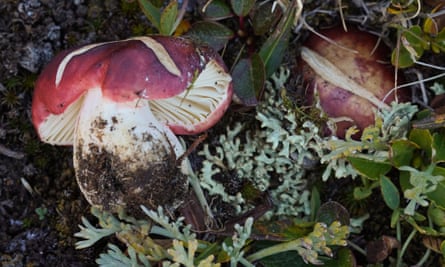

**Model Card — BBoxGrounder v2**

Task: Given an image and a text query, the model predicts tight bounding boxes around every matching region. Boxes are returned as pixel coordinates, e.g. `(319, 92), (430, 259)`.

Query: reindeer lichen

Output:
(197, 68), (324, 218)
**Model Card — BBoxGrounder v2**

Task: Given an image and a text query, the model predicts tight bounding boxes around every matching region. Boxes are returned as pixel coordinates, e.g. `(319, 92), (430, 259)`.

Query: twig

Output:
(0, 143), (24, 159)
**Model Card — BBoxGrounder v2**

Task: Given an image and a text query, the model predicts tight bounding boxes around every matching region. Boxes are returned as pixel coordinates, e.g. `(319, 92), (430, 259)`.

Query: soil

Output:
(0, 1), (151, 266)
(1, 0), (444, 266)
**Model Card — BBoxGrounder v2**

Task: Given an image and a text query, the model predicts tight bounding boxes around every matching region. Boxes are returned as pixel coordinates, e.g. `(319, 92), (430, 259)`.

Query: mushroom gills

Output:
(73, 87), (187, 211)
(151, 59), (232, 125)
(38, 95), (85, 145)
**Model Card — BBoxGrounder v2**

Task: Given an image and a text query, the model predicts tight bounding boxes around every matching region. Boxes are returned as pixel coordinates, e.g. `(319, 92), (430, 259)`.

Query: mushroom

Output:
(32, 36), (233, 214)
(299, 26), (409, 138)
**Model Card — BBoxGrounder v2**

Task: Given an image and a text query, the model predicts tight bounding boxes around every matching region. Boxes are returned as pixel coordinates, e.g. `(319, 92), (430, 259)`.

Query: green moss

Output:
(120, 0), (140, 15)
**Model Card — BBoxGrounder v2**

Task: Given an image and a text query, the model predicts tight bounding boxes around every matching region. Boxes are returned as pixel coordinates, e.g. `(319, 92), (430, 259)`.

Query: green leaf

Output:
(138, 0), (161, 30)
(202, 0), (232, 20)
(390, 208), (401, 228)
(231, 54), (265, 106)
(186, 21), (234, 51)
(252, 1), (278, 36)
(258, 248), (306, 267)
(390, 139), (418, 167)
(347, 157), (392, 180)
(431, 27), (445, 53)
(441, 240), (445, 257)
(427, 166), (445, 209)
(252, 220), (313, 241)
(409, 128), (433, 159)
(391, 45), (415, 68)
(258, 0), (296, 77)
(159, 0), (178, 35)
(354, 186), (373, 200)
(322, 248), (356, 267)
(404, 25), (427, 50)
(230, 0), (255, 17)
(380, 176), (400, 210)
(310, 187), (321, 222)
(433, 132), (445, 163)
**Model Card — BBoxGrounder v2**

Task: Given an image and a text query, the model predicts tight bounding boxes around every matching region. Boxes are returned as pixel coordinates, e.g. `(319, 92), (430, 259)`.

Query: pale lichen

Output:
(197, 68), (324, 218)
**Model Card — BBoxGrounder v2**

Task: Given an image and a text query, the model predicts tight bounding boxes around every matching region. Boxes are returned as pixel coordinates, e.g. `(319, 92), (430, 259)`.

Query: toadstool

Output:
(299, 26), (409, 138)
(32, 36), (233, 214)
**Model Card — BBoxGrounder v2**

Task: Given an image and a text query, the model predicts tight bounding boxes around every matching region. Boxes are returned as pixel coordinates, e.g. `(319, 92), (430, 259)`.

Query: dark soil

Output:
(0, 1), (152, 266)
(1, 0), (444, 266)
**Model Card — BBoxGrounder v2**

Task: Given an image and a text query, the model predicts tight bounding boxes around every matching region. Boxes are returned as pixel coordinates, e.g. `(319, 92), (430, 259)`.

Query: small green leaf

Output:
(322, 248), (356, 267)
(431, 27), (445, 53)
(230, 0), (255, 17)
(257, 248), (306, 267)
(427, 166), (445, 209)
(441, 240), (445, 257)
(354, 186), (373, 200)
(160, 0), (178, 35)
(390, 208), (401, 228)
(409, 128), (433, 159)
(347, 157), (392, 180)
(380, 176), (400, 210)
(310, 187), (321, 222)
(258, 0), (296, 77)
(392, 25), (427, 68)
(433, 132), (445, 163)
(390, 139), (418, 167)
(404, 25), (428, 50)
(252, 2), (279, 36)
(186, 21), (234, 51)
(252, 220), (313, 241)
(391, 45), (415, 68)
(138, 0), (161, 29)
(202, 0), (232, 20)
(231, 54), (265, 106)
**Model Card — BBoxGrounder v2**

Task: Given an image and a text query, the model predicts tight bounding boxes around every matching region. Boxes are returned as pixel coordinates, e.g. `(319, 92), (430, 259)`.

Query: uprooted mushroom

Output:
(32, 36), (233, 214)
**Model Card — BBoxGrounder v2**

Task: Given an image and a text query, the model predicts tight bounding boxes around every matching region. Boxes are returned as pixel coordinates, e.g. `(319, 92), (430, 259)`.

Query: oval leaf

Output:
(231, 54), (265, 106)
(409, 128), (433, 159)
(230, 0), (255, 17)
(347, 157), (392, 180)
(252, 1), (279, 36)
(323, 248), (356, 267)
(433, 132), (445, 163)
(354, 186), (373, 200)
(138, 0), (161, 29)
(390, 139), (418, 167)
(186, 21), (234, 51)
(160, 0), (178, 35)
(380, 176), (400, 210)
(202, 0), (233, 20)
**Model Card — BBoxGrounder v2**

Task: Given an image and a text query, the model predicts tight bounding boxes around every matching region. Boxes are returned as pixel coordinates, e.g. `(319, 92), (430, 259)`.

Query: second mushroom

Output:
(32, 36), (233, 214)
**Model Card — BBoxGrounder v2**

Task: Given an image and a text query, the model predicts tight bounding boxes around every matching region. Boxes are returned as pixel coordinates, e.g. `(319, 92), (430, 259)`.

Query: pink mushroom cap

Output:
(32, 36), (233, 145)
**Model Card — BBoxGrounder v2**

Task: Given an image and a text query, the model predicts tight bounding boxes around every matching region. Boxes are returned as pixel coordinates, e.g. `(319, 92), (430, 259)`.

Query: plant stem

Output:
(246, 239), (302, 262)
(347, 240), (366, 256)
(416, 248), (431, 267)
(396, 228), (417, 267)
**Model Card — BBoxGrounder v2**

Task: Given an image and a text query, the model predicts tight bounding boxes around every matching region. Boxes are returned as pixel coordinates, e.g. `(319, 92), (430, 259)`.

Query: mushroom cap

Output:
(32, 36), (233, 144)
(299, 26), (407, 138)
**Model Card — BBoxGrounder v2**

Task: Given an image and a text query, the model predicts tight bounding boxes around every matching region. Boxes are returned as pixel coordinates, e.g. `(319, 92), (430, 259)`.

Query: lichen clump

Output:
(198, 68), (323, 217)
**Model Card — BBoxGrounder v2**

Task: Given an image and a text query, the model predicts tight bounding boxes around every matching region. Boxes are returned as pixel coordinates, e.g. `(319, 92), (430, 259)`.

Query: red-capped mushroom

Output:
(299, 26), (408, 138)
(32, 36), (233, 214)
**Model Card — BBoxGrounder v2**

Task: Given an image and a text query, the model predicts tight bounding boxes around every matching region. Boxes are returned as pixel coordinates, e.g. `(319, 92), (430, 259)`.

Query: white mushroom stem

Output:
(300, 46), (390, 110)
(73, 88), (186, 204)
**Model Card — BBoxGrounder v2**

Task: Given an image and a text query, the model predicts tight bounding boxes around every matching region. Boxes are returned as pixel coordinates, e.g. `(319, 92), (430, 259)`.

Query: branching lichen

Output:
(222, 217), (254, 267)
(320, 101), (418, 180)
(197, 68), (324, 217)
